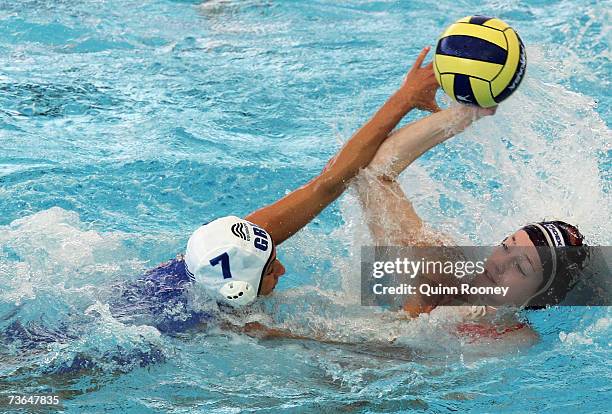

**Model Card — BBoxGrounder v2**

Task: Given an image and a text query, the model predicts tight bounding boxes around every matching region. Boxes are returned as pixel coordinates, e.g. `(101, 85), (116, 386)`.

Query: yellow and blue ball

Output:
(433, 15), (527, 108)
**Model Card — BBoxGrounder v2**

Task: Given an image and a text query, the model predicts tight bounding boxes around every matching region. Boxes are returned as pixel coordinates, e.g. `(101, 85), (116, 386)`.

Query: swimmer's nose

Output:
(277, 260), (286, 277)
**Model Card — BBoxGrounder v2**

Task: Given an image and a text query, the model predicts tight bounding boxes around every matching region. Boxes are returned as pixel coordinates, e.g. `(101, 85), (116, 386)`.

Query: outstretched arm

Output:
(357, 105), (495, 316)
(246, 47), (440, 244)
(356, 105), (495, 246)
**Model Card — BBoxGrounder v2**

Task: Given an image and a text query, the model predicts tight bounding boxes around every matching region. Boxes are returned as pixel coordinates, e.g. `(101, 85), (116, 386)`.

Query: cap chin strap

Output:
(521, 223), (561, 308)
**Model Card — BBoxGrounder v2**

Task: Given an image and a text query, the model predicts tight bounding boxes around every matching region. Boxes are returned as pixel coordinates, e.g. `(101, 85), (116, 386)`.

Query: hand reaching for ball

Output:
(399, 46), (441, 113)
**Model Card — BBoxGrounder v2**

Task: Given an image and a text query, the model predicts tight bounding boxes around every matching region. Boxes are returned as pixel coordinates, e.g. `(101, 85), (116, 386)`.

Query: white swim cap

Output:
(184, 216), (275, 307)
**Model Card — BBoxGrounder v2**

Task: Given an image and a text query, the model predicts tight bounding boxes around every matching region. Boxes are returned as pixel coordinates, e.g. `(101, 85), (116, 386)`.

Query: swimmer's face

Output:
(473, 230), (544, 306)
(258, 246), (285, 296)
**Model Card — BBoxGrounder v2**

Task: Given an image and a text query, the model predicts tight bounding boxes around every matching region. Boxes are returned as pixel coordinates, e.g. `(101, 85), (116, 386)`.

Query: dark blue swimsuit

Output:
(112, 257), (213, 333)
(3, 258), (213, 371)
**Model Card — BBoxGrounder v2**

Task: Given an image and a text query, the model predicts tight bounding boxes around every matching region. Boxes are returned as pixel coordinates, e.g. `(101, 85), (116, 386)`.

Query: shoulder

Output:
(129, 256), (193, 296)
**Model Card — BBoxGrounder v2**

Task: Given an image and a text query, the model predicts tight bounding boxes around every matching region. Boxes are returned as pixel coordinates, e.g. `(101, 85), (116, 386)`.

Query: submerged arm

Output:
(246, 47), (440, 244)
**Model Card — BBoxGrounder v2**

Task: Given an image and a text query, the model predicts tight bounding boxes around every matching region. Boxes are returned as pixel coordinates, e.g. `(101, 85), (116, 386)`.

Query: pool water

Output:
(0, 0), (610, 412)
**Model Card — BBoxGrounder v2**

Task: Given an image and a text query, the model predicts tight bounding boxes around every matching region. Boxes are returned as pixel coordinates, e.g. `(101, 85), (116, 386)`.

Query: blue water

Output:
(0, 0), (610, 413)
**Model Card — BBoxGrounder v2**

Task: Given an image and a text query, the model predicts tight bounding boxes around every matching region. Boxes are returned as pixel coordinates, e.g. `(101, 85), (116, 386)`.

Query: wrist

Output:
(446, 104), (473, 121)
(392, 88), (417, 111)
(444, 105), (479, 133)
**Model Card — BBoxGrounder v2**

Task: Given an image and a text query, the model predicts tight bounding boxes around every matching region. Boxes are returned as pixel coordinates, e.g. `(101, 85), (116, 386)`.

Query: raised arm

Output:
(246, 47), (440, 244)
(356, 105), (495, 316)
(356, 105), (495, 246)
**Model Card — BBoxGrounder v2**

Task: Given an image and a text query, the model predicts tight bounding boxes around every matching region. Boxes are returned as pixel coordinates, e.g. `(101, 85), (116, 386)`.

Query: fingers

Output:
(423, 97), (441, 113)
(423, 62), (439, 84)
(483, 106), (498, 116)
(468, 105), (497, 118)
(413, 46), (431, 69)
(477, 105), (497, 116)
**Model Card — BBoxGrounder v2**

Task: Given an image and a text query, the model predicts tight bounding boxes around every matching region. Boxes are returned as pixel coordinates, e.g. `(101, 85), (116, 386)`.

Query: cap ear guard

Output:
(218, 280), (257, 307)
